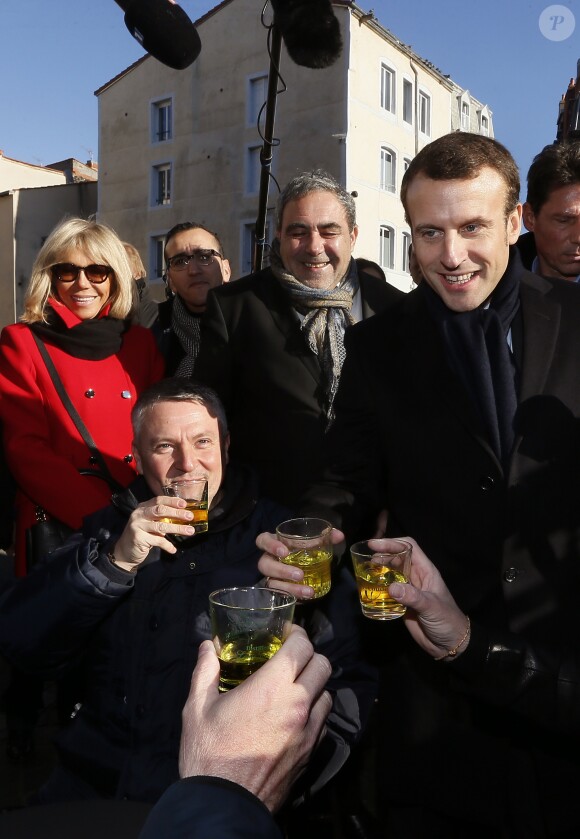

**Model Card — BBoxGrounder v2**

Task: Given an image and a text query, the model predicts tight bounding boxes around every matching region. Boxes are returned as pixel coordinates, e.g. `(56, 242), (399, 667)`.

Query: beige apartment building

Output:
(0, 154), (97, 326)
(96, 0), (493, 294)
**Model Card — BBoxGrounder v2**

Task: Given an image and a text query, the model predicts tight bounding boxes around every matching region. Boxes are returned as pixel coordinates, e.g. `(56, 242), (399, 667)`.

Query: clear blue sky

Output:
(1, 0), (577, 195)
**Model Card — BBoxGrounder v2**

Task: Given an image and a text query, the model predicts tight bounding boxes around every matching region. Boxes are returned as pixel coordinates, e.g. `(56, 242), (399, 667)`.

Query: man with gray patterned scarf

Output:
(194, 170), (402, 509)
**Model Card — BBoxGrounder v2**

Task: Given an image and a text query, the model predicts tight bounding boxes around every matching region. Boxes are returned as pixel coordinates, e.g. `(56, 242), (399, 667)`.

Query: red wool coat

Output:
(0, 302), (164, 575)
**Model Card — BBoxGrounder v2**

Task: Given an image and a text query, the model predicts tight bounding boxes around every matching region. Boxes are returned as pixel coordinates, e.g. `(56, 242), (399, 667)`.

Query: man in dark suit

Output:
(194, 170), (402, 508)
(517, 140), (580, 281)
(153, 222), (231, 376)
(262, 134), (580, 836)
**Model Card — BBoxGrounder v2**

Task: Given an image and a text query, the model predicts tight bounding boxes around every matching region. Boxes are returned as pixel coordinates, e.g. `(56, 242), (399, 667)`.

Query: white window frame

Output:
(461, 100), (470, 132)
(403, 78), (413, 125)
(379, 225), (395, 270)
(402, 231), (411, 273)
(380, 62), (396, 115)
(380, 145), (397, 193)
(245, 144), (262, 195)
(478, 108), (491, 137)
(150, 234), (167, 281)
(247, 72), (269, 127)
(418, 89), (431, 138)
(151, 162), (172, 207)
(151, 97), (173, 144)
(403, 157), (412, 173)
(241, 215), (274, 275)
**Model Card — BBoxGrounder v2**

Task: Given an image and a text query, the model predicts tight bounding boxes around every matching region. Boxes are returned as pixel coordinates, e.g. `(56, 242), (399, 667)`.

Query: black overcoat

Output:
(302, 261), (580, 835)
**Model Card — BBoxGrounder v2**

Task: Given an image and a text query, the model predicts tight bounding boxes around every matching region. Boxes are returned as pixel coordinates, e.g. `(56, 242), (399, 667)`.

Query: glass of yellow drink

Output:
(161, 477), (208, 532)
(275, 518), (333, 598)
(350, 539), (412, 620)
(209, 587), (296, 692)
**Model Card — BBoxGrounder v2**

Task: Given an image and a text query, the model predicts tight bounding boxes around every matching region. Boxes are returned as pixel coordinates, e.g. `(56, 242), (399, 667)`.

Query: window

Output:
(248, 74), (268, 126)
(380, 146), (397, 193)
(242, 223), (258, 275)
(152, 163), (172, 206)
(152, 98), (172, 143)
(150, 235), (166, 279)
(380, 63), (396, 114)
(403, 79), (413, 125)
(246, 145), (262, 194)
(402, 231), (411, 273)
(419, 90), (431, 137)
(480, 114), (489, 136)
(461, 101), (470, 131)
(403, 157), (412, 173)
(379, 225), (395, 270)
(242, 216), (274, 274)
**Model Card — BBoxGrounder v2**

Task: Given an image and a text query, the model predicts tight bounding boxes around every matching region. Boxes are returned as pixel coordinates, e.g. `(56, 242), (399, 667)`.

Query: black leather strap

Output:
(32, 332), (123, 492)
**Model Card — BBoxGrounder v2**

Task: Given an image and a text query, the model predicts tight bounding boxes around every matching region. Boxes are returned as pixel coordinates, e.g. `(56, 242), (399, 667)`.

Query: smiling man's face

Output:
(278, 191), (358, 290)
(133, 400), (228, 509)
(407, 168), (522, 312)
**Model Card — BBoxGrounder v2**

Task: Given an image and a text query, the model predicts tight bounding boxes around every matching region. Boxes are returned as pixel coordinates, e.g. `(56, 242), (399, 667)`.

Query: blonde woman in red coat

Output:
(0, 217), (164, 759)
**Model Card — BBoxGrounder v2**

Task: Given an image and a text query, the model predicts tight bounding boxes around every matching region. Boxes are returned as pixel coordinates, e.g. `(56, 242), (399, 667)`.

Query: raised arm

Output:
(0, 495), (195, 675)
(389, 538), (580, 735)
(139, 626), (332, 839)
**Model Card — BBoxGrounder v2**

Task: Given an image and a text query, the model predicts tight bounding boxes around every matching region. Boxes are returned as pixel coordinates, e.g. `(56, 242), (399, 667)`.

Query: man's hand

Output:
(387, 537), (470, 659)
(256, 528), (345, 600)
(372, 508), (389, 538)
(111, 496), (195, 571)
(179, 625), (333, 813)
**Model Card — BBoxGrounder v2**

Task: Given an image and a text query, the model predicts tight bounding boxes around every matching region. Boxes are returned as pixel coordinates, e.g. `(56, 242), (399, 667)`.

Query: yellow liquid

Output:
(280, 548), (332, 598)
(355, 564), (407, 619)
(218, 632), (283, 691)
(160, 499), (208, 532)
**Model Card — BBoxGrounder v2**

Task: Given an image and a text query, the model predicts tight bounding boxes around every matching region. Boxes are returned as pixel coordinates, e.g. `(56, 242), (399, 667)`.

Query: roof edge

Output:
(94, 0), (236, 97)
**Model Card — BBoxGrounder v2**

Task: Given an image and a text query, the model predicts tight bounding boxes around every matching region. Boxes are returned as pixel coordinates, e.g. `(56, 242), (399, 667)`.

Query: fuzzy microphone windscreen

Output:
(122, 0), (202, 69)
(271, 0), (343, 69)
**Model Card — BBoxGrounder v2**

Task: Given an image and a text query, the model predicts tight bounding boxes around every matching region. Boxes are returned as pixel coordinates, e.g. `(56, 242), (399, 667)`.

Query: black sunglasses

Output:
(51, 263), (112, 284)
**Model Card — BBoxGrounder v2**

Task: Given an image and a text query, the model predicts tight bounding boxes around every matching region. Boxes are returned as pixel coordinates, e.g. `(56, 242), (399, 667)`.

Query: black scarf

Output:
(421, 247), (521, 466)
(29, 303), (128, 360)
(170, 295), (202, 377)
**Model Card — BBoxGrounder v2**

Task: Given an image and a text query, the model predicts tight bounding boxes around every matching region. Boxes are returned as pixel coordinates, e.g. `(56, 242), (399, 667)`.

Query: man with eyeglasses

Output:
(154, 222), (231, 376)
(194, 170), (402, 510)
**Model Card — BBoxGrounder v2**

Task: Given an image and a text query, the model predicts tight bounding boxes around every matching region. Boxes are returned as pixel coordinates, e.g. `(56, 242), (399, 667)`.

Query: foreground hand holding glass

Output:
(209, 587), (296, 691)
(275, 518), (333, 598)
(351, 538), (413, 620)
(161, 477), (208, 532)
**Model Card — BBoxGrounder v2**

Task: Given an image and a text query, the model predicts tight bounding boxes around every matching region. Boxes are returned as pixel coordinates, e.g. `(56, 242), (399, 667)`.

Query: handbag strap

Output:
(32, 332), (123, 492)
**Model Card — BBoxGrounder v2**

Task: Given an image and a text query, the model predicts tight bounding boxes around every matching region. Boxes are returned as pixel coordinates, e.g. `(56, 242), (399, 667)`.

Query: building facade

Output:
(556, 60), (580, 143)
(0, 154), (97, 327)
(96, 0), (494, 294)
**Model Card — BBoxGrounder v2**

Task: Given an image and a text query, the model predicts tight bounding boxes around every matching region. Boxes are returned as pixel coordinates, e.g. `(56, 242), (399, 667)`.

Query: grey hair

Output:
(275, 169), (356, 232)
(132, 378), (228, 443)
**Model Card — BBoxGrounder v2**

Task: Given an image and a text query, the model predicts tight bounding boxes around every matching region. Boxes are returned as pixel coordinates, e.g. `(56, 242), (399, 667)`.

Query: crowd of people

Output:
(1, 134), (580, 839)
